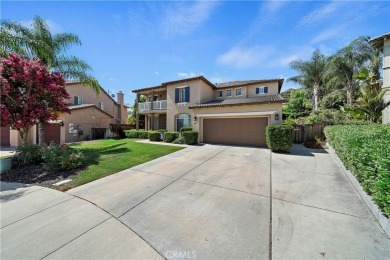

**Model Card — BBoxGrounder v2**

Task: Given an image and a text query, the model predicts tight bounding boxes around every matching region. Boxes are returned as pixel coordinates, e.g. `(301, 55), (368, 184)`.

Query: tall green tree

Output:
(288, 49), (327, 110)
(354, 68), (390, 123)
(324, 36), (373, 106)
(0, 16), (100, 145)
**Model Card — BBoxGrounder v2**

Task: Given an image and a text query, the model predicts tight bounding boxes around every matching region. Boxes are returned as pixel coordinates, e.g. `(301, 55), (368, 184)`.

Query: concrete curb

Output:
(327, 143), (390, 239)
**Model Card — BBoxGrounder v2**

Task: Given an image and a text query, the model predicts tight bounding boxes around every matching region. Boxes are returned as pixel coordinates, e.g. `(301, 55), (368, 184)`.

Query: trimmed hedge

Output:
(138, 130), (149, 139)
(180, 127), (192, 134)
(325, 125), (390, 217)
(164, 132), (180, 143)
(124, 130), (139, 138)
(148, 131), (161, 141)
(266, 125), (294, 152)
(182, 131), (198, 145)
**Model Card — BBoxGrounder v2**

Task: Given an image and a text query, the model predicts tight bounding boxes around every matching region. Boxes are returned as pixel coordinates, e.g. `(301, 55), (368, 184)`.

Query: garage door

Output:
(1, 125), (10, 146)
(36, 123), (61, 144)
(203, 117), (268, 147)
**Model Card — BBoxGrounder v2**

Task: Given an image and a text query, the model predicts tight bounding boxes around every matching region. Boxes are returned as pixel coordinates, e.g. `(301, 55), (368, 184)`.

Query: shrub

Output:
(266, 125), (294, 152)
(182, 131), (198, 145)
(157, 129), (167, 133)
(148, 131), (161, 141)
(173, 137), (185, 144)
(42, 143), (83, 171)
(124, 130), (139, 138)
(15, 144), (44, 165)
(180, 127), (192, 134)
(325, 125), (390, 217)
(164, 132), (180, 143)
(138, 130), (149, 139)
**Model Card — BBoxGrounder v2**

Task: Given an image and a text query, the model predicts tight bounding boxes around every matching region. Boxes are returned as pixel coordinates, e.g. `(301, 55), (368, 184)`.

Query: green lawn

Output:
(60, 138), (183, 190)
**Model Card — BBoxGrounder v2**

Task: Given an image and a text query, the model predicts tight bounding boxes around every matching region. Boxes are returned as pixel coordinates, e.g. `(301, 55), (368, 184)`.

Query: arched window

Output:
(176, 114), (191, 131)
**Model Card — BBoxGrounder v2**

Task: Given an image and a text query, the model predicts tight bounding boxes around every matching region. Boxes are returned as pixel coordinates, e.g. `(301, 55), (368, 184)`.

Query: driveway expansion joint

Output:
(0, 197), (75, 229)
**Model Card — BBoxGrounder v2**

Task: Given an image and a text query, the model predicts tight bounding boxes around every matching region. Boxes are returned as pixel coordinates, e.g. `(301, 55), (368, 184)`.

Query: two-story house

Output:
(133, 76), (284, 147)
(9, 82), (128, 146)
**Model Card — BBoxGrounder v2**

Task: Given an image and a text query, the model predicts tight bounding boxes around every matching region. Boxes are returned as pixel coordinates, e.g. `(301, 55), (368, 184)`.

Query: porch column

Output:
(150, 113), (154, 130)
(136, 93), (140, 130)
(145, 115), (149, 130)
(150, 91), (155, 110)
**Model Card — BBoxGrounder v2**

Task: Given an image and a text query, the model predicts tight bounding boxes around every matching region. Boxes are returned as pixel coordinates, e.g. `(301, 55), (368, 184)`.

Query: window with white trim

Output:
(217, 90), (223, 98)
(256, 86), (268, 94)
(74, 96), (83, 105)
(236, 88), (242, 96)
(176, 114), (191, 131)
(175, 86), (190, 103)
(98, 102), (104, 110)
(226, 89), (232, 97)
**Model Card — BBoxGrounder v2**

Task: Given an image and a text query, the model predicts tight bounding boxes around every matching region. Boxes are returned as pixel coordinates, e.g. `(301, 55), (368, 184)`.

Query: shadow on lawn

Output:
(78, 144), (131, 166)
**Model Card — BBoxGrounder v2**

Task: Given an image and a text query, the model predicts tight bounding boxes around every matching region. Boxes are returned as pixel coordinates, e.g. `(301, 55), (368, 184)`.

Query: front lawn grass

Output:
(60, 138), (183, 190)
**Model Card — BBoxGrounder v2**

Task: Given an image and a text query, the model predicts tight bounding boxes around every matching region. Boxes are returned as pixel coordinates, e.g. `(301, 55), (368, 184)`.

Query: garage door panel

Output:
(203, 117), (268, 147)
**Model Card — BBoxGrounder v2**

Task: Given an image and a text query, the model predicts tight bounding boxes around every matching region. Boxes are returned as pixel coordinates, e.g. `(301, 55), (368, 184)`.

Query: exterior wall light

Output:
(275, 114), (279, 121)
(194, 115), (197, 122)
(59, 120), (64, 127)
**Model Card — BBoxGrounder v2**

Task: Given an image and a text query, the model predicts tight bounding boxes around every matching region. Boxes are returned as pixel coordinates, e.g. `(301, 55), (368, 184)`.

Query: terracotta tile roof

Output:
(189, 94), (285, 109)
(68, 104), (114, 118)
(132, 76), (215, 93)
(215, 78), (284, 92)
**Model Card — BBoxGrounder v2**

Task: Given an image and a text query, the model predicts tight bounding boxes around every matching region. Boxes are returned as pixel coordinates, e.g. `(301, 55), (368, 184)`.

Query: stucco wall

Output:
(214, 81), (279, 99)
(383, 38), (390, 124)
(65, 83), (127, 124)
(166, 79), (214, 131)
(58, 107), (112, 143)
(10, 125), (37, 147)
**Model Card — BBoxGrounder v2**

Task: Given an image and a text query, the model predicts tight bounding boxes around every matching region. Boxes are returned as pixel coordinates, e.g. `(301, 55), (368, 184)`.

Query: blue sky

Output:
(2, 1), (389, 105)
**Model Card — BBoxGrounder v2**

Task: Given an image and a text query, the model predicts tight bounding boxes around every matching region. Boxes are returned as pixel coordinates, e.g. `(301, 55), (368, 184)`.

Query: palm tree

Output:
(0, 16), (100, 145)
(325, 36), (373, 106)
(288, 49), (327, 110)
(354, 67), (390, 123)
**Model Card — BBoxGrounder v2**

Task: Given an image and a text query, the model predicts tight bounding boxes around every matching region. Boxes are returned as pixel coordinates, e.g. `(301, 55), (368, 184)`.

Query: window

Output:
(226, 89), (232, 97)
(236, 88), (242, 96)
(176, 114), (191, 131)
(74, 96), (83, 105)
(175, 86), (190, 103)
(153, 95), (158, 101)
(256, 86), (268, 94)
(98, 102), (104, 110)
(217, 90), (223, 98)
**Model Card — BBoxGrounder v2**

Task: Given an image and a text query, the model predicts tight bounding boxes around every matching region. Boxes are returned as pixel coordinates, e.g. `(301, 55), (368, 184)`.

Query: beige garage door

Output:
(203, 117), (268, 147)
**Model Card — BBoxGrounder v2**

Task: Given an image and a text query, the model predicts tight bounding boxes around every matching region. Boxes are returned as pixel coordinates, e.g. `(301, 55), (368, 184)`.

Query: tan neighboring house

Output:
(8, 82), (128, 146)
(369, 32), (390, 124)
(133, 76), (284, 147)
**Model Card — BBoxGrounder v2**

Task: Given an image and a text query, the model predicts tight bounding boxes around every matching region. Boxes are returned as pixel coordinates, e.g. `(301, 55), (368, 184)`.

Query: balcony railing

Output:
(138, 100), (167, 112)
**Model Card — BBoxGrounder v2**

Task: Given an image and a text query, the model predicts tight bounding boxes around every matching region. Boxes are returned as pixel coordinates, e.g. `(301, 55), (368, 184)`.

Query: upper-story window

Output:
(217, 90), (223, 98)
(98, 102), (104, 110)
(175, 86), (190, 103)
(236, 88), (242, 96)
(226, 89), (232, 97)
(74, 96), (83, 105)
(256, 86), (268, 94)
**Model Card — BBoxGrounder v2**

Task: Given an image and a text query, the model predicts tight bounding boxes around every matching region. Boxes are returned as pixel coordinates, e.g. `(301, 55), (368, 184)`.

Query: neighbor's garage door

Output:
(203, 117), (268, 147)
(1, 125), (10, 146)
(36, 123), (61, 144)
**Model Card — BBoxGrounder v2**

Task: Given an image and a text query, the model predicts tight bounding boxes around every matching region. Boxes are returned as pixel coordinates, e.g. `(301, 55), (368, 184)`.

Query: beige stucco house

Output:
(369, 32), (390, 124)
(9, 82), (128, 146)
(133, 76), (284, 146)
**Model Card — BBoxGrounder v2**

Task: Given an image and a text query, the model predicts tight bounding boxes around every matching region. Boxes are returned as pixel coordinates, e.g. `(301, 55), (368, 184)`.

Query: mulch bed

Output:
(0, 158), (81, 189)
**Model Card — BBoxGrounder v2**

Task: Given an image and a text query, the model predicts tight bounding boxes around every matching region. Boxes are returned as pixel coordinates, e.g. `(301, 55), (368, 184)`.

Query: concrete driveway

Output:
(1, 144), (389, 259)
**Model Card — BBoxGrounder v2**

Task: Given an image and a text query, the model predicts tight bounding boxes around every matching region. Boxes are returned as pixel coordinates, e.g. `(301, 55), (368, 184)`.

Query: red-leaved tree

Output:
(0, 53), (70, 144)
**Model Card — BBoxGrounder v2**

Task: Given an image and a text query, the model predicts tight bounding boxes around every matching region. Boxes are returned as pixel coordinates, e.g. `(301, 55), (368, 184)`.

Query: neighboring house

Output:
(280, 87), (299, 101)
(133, 76), (284, 147)
(8, 82), (128, 146)
(369, 32), (390, 124)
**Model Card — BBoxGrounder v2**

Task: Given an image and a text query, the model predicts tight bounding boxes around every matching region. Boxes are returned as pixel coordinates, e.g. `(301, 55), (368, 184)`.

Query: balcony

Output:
(138, 100), (167, 112)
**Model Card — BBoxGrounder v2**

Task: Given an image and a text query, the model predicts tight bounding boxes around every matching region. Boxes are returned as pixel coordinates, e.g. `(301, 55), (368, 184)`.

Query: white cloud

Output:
(216, 45), (277, 68)
(177, 72), (199, 78)
(20, 19), (64, 34)
(154, 71), (159, 75)
(263, 0), (285, 13)
(161, 1), (219, 37)
(297, 1), (342, 27)
(310, 27), (344, 44)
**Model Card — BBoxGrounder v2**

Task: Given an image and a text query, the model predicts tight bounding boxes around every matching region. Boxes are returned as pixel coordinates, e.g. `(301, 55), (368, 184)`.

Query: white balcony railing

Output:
(138, 100), (167, 112)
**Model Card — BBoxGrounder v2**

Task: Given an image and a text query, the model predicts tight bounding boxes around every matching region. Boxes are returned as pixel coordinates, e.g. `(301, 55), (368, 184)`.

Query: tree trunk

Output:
(19, 128), (29, 145)
(313, 84), (319, 110)
(38, 122), (45, 146)
(347, 84), (354, 106)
